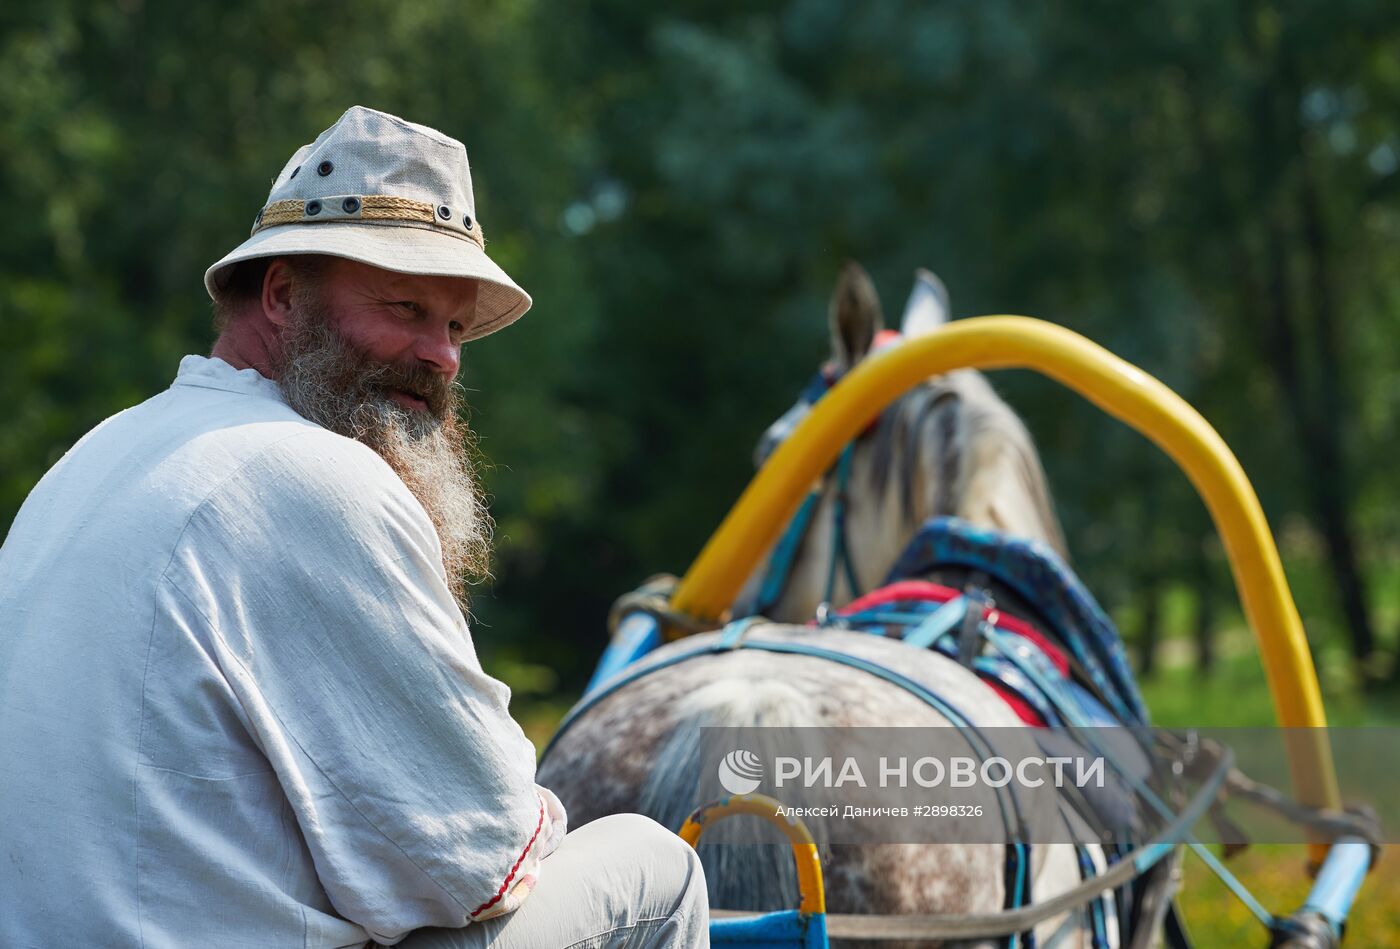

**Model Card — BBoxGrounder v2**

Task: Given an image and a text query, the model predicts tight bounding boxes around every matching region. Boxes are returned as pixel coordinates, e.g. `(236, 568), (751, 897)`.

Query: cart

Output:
(587, 316), (1377, 947)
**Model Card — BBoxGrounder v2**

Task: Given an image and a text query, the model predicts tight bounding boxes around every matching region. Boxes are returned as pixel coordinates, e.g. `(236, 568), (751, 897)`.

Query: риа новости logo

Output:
(717, 749), (764, 795)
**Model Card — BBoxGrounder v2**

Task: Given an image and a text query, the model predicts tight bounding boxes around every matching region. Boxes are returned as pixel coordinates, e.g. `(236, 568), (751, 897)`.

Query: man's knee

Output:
(587, 813), (703, 877)
(581, 814), (707, 945)
(579, 814), (706, 913)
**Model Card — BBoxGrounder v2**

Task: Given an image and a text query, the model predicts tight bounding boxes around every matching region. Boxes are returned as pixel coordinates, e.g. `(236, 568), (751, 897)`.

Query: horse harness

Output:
(546, 603), (1206, 948)
(551, 398), (1382, 947)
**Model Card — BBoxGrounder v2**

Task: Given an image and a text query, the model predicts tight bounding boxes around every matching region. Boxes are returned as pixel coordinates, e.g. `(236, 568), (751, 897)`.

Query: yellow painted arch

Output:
(679, 793), (826, 915)
(669, 315), (1340, 864)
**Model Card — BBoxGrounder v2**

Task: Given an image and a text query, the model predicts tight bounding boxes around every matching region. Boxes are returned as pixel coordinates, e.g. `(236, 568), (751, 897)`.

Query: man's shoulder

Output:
(17, 385), (392, 525)
(174, 423), (435, 574)
(243, 420), (391, 476)
(138, 387), (402, 503)
(213, 422), (413, 514)
(171, 425), (446, 605)
(145, 359), (417, 520)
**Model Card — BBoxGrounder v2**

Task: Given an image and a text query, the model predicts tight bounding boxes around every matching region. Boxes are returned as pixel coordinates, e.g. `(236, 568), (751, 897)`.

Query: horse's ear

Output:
(899, 268), (951, 337)
(829, 261), (885, 372)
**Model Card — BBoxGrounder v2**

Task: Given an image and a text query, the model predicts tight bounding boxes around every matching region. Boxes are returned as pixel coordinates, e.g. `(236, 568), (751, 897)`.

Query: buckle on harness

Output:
(717, 616), (763, 650)
(957, 577), (992, 668)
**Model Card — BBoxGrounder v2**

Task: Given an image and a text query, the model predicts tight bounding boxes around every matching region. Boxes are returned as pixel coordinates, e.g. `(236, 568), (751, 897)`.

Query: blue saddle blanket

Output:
(886, 517), (1149, 725)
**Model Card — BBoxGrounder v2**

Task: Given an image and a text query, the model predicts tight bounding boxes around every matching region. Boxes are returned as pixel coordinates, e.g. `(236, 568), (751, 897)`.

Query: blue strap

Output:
(718, 616), (761, 650)
(1073, 843), (1112, 949)
(886, 517), (1147, 724)
(969, 656), (1063, 726)
(543, 633), (1028, 842)
(901, 596), (967, 649)
(1005, 840), (1035, 948)
(542, 640), (723, 760)
(984, 627), (1076, 713)
(957, 589), (987, 668)
(845, 608), (950, 626)
(824, 444), (861, 604)
(751, 490), (822, 617)
(981, 626), (1275, 928)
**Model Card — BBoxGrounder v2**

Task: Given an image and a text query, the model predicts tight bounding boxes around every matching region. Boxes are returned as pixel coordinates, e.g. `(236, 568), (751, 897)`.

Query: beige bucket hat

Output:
(205, 105), (531, 341)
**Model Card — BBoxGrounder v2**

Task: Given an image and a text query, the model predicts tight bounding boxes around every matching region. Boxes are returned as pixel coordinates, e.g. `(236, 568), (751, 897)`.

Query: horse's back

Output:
(540, 625), (1106, 946)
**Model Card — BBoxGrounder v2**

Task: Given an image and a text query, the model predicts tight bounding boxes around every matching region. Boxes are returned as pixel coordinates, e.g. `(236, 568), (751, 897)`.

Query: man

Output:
(0, 106), (707, 947)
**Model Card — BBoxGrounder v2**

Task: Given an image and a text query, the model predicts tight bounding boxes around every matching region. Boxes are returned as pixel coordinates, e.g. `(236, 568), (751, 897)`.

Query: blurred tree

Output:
(5, 0), (1400, 699)
(525, 0), (1400, 688)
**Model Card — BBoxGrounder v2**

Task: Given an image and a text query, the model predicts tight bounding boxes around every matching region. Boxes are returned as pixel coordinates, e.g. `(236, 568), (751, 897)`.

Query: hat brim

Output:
(204, 221), (531, 342)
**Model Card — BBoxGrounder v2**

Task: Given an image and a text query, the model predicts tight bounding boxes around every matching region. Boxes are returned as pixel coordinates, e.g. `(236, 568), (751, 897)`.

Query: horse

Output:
(538, 263), (1126, 948)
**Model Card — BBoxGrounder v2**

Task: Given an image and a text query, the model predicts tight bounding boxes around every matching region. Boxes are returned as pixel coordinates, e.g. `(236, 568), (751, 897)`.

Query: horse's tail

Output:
(637, 675), (823, 912)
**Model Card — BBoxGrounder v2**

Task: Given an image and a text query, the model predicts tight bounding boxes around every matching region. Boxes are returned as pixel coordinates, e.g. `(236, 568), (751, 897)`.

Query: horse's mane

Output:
(867, 369), (1068, 559)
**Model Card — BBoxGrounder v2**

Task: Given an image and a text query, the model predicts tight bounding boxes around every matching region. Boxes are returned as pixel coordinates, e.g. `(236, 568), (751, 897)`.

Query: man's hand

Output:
(471, 785), (569, 922)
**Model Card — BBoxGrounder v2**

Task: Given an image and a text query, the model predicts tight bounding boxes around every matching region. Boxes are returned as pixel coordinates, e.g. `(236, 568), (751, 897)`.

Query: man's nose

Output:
(415, 328), (461, 378)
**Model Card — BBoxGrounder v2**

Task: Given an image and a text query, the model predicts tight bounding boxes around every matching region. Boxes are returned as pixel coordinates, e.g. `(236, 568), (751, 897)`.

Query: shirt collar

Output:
(173, 355), (287, 404)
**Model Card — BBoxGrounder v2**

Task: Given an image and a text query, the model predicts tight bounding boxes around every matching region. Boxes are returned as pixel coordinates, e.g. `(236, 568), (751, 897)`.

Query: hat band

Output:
(254, 195), (484, 249)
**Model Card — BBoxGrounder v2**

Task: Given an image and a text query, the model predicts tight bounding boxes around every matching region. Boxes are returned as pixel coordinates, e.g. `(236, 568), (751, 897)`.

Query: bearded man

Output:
(0, 107), (707, 948)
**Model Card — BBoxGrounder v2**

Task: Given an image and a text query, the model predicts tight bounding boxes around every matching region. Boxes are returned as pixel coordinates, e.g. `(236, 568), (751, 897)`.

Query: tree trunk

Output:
(1139, 581), (1161, 680)
(1234, 20), (1379, 673)
(1255, 219), (1375, 669)
(1294, 132), (1380, 677)
(1194, 569), (1215, 676)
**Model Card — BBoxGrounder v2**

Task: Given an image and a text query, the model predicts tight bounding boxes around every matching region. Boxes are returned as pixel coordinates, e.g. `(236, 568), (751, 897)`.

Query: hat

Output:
(204, 106), (530, 341)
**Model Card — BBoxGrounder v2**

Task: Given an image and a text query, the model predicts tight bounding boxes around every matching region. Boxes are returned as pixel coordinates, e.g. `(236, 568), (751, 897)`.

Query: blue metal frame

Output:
(710, 909), (828, 948)
(583, 612), (662, 697)
(1301, 837), (1372, 930)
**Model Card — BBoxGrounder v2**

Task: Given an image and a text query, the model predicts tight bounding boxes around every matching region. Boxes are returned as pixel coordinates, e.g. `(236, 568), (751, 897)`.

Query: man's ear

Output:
(260, 258), (297, 329)
(828, 260), (884, 373)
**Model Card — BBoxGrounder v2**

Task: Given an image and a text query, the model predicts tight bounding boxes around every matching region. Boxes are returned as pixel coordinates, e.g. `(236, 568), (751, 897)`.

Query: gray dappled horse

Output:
(538, 264), (1114, 947)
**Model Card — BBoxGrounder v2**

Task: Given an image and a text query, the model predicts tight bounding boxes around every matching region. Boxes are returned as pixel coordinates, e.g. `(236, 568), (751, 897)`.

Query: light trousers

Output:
(399, 814), (709, 948)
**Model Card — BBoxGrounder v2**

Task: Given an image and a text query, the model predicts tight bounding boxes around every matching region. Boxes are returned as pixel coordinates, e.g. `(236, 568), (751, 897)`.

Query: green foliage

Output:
(7, 2), (1400, 933)
(6, 0), (1400, 696)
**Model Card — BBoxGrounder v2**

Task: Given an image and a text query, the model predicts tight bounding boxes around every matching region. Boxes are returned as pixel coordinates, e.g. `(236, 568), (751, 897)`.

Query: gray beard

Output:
(273, 292), (491, 608)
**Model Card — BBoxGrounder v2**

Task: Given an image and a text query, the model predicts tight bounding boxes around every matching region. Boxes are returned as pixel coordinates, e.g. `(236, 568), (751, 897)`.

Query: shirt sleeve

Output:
(160, 433), (549, 943)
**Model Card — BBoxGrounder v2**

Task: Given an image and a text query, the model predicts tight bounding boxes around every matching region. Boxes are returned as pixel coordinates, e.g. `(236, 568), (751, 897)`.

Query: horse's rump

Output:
(539, 625), (1114, 947)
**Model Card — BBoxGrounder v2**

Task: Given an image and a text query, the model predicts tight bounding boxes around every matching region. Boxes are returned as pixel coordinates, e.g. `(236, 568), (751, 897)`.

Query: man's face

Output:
(314, 257), (481, 411)
(271, 257), (491, 608)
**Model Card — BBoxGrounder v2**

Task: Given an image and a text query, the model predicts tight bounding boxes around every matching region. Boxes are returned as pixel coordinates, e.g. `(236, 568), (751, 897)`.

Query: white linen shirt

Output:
(0, 356), (553, 947)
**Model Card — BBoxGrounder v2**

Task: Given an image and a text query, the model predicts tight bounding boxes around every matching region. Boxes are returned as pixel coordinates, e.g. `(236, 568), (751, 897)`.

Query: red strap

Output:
(871, 329), (904, 351)
(837, 581), (1071, 675)
(992, 616), (1070, 676)
(839, 580), (961, 613)
(984, 681), (1047, 726)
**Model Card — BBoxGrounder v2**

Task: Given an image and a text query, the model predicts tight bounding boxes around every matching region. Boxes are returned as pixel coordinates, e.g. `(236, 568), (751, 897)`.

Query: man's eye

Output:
(394, 301), (422, 314)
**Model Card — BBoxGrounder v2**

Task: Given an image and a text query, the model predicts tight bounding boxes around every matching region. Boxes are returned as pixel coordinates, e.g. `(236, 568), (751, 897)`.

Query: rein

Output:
(543, 619), (1039, 945)
(748, 328), (903, 617)
(544, 617), (1232, 946)
(751, 443), (861, 616)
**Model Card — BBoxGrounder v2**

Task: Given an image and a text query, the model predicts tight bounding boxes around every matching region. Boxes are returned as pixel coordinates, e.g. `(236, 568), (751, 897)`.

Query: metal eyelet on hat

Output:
(317, 160), (334, 176)
(437, 204), (451, 220)
(289, 166), (300, 180)
(462, 213), (473, 229)
(305, 199), (322, 216)
(342, 197), (361, 213)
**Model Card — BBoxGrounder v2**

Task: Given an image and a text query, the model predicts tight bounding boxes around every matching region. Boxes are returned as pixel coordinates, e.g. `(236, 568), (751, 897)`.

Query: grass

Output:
(1137, 631), (1400, 728)
(1173, 844), (1398, 945)
(1138, 624), (1399, 945)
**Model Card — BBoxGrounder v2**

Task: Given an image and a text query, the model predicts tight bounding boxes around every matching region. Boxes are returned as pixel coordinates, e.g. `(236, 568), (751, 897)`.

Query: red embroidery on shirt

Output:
(468, 797), (547, 918)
